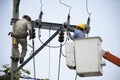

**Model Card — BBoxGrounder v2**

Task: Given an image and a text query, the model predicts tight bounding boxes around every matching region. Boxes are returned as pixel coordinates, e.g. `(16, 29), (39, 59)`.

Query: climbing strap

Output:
(8, 32), (28, 38)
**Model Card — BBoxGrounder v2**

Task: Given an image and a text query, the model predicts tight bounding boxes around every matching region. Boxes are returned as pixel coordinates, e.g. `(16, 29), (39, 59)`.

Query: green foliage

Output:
(2, 64), (10, 74)
(0, 64), (30, 79)
(21, 68), (30, 75)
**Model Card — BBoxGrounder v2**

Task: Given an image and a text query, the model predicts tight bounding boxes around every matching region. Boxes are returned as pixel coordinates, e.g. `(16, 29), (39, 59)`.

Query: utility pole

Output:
(10, 0), (20, 80)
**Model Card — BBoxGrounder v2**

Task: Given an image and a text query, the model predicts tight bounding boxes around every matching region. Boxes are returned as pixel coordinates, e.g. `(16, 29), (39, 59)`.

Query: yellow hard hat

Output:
(77, 23), (86, 30)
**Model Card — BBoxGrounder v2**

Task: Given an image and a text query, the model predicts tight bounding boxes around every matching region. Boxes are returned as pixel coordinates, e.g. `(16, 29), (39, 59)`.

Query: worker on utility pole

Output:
(69, 23), (86, 39)
(10, 15), (33, 64)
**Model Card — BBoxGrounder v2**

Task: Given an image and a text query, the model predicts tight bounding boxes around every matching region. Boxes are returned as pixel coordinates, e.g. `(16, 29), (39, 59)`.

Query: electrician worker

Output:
(12, 15), (33, 64)
(69, 23), (86, 40)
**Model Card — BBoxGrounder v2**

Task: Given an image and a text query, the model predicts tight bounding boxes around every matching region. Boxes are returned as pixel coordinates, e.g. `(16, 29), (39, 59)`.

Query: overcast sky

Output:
(0, 0), (120, 80)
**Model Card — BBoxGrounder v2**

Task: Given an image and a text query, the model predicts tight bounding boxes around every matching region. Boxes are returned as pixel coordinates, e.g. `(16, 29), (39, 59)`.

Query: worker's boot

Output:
(20, 57), (24, 64)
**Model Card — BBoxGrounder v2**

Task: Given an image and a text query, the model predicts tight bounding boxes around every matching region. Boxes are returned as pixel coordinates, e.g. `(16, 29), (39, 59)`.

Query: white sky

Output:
(0, 0), (120, 80)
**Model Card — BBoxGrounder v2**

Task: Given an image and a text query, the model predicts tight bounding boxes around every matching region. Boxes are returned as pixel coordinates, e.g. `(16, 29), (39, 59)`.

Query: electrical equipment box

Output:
(74, 37), (105, 77)
(65, 41), (75, 69)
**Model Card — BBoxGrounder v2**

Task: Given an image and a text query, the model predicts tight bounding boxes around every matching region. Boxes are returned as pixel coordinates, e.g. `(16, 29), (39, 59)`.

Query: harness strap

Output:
(8, 32), (28, 38)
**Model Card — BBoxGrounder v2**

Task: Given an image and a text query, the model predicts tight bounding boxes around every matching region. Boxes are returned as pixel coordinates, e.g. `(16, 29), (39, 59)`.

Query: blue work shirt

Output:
(72, 29), (85, 39)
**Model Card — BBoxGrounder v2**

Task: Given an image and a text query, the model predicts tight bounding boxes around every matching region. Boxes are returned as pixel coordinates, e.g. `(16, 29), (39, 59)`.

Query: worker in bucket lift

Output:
(69, 23), (86, 39)
(11, 15), (33, 64)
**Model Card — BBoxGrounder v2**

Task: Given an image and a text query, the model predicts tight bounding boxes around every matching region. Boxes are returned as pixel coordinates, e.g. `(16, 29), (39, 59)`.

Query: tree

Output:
(0, 64), (30, 80)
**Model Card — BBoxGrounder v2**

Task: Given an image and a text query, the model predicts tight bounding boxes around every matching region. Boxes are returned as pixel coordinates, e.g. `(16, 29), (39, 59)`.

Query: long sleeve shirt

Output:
(72, 29), (85, 39)
(15, 19), (32, 36)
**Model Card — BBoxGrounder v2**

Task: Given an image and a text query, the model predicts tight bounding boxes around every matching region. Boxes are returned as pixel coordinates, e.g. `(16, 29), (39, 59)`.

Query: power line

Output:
(57, 43), (62, 80)
(48, 28), (51, 79)
(59, 0), (72, 15)
(40, 0), (43, 11)
(75, 73), (77, 80)
(61, 51), (66, 57)
(32, 40), (36, 79)
(38, 28), (69, 48)
(86, 0), (91, 17)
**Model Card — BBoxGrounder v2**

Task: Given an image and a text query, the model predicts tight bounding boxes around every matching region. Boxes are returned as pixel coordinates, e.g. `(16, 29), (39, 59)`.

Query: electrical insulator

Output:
(58, 31), (64, 42)
(85, 17), (90, 34)
(63, 22), (68, 28)
(32, 28), (36, 39)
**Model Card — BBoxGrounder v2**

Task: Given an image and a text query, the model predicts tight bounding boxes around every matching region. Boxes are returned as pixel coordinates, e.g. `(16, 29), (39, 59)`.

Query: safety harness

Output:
(8, 32), (28, 45)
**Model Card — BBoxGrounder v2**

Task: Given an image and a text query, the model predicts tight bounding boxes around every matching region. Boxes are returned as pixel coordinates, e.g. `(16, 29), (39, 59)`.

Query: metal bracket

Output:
(10, 18), (19, 25)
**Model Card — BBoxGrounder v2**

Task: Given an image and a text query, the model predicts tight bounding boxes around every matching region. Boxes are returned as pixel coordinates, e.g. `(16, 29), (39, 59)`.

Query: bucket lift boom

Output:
(103, 51), (120, 67)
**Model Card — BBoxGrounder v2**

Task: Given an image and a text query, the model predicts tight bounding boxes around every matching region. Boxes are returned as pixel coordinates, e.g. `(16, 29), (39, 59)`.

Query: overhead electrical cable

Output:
(86, 0), (91, 17)
(28, 41), (37, 79)
(40, 0), (43, 11)
(32, 40), (36, 79)
(75, 73), (77, 80)
(59, 0), (71, 15)
(61, 51), (66, 57)
(48, 28), (51, 79)
(38, 28), (69, 48)
(86, 0), (91, 37)
(57, 43), (63, 80)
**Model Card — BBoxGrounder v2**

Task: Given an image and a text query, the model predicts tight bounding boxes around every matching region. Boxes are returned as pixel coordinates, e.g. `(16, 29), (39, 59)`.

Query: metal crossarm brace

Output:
(35, 21), (76, 32)
(10, 18), (76, 32)
(15, 27), (62, 72)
